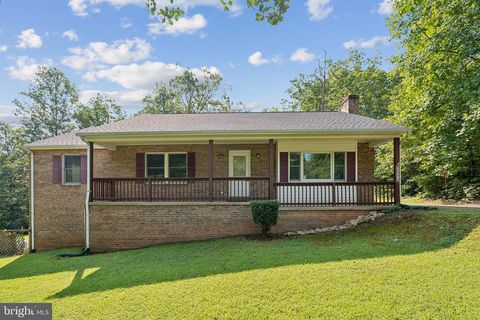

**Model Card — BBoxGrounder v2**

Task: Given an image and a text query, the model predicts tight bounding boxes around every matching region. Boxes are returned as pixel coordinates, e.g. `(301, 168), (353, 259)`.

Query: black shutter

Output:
(346, 152), (356, 182)
(187, 152), (196, 177)
(80, 155), (87, 184)
(279, 152), (288, 182)
(52, 155), (62, 184)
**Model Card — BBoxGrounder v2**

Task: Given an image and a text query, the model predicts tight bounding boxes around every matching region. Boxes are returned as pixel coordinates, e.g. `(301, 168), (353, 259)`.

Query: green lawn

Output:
(1, 209), (480, 319)
(403, 196), (480, 207)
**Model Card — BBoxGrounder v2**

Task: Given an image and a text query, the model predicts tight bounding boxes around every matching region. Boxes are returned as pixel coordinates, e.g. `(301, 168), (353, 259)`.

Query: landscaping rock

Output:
(284, 211), (385, 236)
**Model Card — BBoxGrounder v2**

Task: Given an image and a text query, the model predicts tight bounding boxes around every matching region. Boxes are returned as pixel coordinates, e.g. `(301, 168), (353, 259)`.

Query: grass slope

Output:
(1, 209), (479, 319)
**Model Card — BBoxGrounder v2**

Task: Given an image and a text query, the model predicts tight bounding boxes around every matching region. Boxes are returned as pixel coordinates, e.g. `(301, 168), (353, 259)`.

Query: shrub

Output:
(250, 200), (280, 238)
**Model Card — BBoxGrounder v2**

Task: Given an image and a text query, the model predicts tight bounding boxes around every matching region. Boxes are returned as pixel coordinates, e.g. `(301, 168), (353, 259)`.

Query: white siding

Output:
(277, 185), (357, 205)
(277, 138), (356, 152)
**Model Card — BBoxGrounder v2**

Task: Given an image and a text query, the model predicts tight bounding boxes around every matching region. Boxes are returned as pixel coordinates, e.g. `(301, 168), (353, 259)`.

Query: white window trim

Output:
(333, 152), (347, 182)
(62, 154), (82, 186)
(288, 152), (301, 182)
(144, 152), (187, 178)
(287, 152), (347, 183)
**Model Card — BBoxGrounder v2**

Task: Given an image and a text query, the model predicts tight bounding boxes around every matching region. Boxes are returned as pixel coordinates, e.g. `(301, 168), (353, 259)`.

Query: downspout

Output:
(85, 143), (91, 251)
(56, 144), (91, 257)
(30, 151), (35, 252)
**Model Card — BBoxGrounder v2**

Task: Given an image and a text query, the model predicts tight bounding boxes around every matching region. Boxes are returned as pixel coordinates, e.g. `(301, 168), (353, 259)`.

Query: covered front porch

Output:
(85, 136), (401, 207)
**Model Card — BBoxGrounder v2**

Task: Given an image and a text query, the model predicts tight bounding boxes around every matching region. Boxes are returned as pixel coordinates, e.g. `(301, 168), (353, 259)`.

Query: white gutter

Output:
(85, 145), (91, 250)
(76, 128), (409, 138)
(30, 152), (35, 252)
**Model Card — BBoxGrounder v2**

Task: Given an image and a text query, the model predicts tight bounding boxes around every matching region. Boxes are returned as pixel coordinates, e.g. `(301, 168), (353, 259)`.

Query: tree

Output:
(0, 123), (29, 229)
(13, 66), (79, 142)
(326, 51), (400, 119)
(282, 64), (329, 112)
(74, 94), (126, 129)
(387, 0), (480, 200)
(282, 50), (399, 119)
(142, 84), (181, 114)
(146, 0), (291, 25)
(139, 69), (232, 114)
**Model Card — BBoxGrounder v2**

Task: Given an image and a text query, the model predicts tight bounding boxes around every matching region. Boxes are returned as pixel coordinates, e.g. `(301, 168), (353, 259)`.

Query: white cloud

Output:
(271, 55), (283, 64)
(228, 62), (239, 69)
(0, 45), (7, 52)
(84, 61), (220, 90)
(342, 40), (357, 50)
(120, 17), (133, 29)
(69, 0), (88, 16)
(17, 28), (42, 49)
(79, 89), (147, 108)
(148, 14), (207, 36)
(248, 51), (270, 66)
(61, 38), (151, 70)
(290, 48), (315, 63)
(63, 29), (79, 41)
(233, 101), (261, 112)
(378, 0), (393, 15)
(7, 56), (51, 81)
(360, 36), (389, 48)
(0, 105), (16, 125)
(306, 0), (333, 21)
(343, 36), (389, 49)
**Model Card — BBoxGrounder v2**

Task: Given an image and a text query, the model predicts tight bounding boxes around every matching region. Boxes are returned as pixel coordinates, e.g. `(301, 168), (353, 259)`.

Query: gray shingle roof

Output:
(78, 112), (407, 135)
(26, 112), (408, 148)
(25, 132), (86, 149)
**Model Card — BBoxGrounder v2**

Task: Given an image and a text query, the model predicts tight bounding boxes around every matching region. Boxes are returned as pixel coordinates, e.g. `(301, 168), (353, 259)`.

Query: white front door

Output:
(228, 150), (251, 198)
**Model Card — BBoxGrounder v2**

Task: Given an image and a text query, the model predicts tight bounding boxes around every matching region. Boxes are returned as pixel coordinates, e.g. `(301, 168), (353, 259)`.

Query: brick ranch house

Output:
(25, 94), (407, 252)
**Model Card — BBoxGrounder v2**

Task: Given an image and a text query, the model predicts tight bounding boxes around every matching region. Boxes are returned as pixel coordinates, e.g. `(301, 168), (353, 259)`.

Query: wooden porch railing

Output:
(274, 181), (396, 206)
(92, 177), (270, 202)
(212, 177), (270, 202)
(92, 178), (396, 206)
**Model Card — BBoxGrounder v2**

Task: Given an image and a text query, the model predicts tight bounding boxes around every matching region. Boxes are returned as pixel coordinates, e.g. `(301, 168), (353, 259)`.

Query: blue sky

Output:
(0, 0), (394, 123)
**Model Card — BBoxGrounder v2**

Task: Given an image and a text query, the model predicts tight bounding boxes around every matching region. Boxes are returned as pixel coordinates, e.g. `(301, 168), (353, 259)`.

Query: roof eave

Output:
(25, 145), (88, 151)
(77, 128), (408, 139)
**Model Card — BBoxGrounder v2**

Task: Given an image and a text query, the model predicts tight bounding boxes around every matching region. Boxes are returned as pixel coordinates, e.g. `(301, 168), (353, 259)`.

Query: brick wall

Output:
(32, 142), (376, 251)
(357, 142), (374, 182)
(33, 149), (87, 250)
(90, 204), (371, 252)
(32, 143), (275, 250)
(93, 144), (273, 178)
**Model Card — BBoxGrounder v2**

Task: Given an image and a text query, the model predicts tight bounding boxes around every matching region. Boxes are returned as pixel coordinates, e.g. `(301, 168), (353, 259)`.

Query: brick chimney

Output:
(340, 93), (359, 114)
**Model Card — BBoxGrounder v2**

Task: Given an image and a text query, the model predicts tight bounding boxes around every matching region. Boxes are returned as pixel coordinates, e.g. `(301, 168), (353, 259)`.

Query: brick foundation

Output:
(89, 203), (374, 252)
